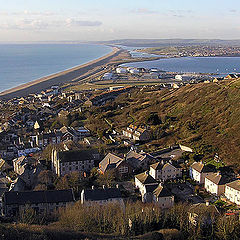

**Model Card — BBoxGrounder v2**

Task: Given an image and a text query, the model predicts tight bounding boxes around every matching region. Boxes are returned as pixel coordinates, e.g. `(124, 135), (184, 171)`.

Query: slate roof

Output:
(205, 173), (230, 185)
(191, 162), (215, 173)
(145, 184), (158, 193)
(58, 149), (98, 163)
(99, 153), (124, 173)
(4, 189), (74, 205)
(226, 180), (240, 191)
(135, 172), (157, 185)
(83, 188), (122, 201)
(153, 185), (173, 198)
(150, 161), (181, 171)
(126, 150), (151, 168)
(189, 203), (219, 215)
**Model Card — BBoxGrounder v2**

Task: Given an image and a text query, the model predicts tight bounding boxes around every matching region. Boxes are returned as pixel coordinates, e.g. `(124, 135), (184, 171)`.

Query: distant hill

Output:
(86, 78), (240, 169)
(94, 38), (240, 47)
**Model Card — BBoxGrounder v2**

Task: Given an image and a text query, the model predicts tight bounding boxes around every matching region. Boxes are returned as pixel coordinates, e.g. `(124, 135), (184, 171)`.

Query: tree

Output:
(38, 170), (56, 189)
(18, 205), (36, 224)
(145, 112), (161, 125)
(97, 170), (115, 187)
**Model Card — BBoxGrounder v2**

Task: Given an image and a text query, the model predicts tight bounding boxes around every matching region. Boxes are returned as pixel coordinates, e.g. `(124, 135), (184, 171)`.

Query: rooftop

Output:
(4, 189), (75, 205)
(135, 172), (157, 185)
(205, 172), (230, 185)
(83, 188), (122, 201)
(226, 180), (240, 191)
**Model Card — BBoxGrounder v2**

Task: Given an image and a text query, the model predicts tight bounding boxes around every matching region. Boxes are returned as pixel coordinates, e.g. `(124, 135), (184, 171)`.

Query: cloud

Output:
(131, 8), (158, 15)
(0, 18), (102, 31)
(167, 9), (193, 18)
(229, 9), (237, 13)
(1, 10), (56, 17)
(65, 18), (102, 27)
(0, 19), (48, 30)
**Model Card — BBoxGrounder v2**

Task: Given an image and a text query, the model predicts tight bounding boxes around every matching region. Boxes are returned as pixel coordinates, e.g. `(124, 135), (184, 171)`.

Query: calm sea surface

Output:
(121, 56), (240, 75)
(0, 44), (112, 92)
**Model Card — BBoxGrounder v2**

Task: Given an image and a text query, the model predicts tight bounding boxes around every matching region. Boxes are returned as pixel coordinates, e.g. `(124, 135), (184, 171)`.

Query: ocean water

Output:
(0, 44), (112, 92)
(121, 56), (240, 75)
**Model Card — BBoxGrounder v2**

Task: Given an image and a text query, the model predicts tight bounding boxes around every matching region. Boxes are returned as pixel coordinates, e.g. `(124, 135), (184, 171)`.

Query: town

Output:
(137, 45), (240, 58)
(0, 65), (240, 239)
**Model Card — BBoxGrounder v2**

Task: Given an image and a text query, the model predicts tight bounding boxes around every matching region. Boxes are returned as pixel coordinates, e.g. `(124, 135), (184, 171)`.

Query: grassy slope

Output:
(86, 79), (240, 169)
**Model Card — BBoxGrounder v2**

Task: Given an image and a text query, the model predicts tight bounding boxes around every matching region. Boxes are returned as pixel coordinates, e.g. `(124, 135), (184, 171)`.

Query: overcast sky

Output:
(0, 0), (239, 42)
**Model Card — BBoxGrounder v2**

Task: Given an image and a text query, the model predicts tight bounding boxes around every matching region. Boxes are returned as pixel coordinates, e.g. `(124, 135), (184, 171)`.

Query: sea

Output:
(0, 43), (112, 93)
(121, 56), (240, 76)
(1, 44), (240, 93)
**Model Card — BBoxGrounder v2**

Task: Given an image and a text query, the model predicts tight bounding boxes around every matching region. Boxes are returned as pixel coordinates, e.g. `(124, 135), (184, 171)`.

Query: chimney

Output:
(103, 185), (105, 189)
(206, 201), (209, 206)
(92, 185), (95, 190)
(116, 184), (119, 189)
(145, 171), (149, 175)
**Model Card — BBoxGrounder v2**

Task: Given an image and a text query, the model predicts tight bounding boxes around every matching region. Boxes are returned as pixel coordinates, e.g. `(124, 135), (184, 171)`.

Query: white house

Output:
(150, 161), (182, 181)
(225, 180), (240, 205)
(81, 186), (124, 206)
(135, 171), (158, 202)
(116, 67), (127, 74)
(189, 162), (215, 184)
(204, 172), (229, 196)
(51, 149), (99, 177)
(153, 184), (174, 208)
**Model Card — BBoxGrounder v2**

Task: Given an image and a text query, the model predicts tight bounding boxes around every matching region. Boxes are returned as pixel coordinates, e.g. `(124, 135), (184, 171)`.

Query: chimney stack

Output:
(103, 185), (105, 189)
(92, 185), (95, 190)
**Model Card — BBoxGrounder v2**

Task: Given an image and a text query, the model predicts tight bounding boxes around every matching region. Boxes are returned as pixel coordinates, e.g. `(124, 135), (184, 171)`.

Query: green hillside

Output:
(86, 79), (240, 169)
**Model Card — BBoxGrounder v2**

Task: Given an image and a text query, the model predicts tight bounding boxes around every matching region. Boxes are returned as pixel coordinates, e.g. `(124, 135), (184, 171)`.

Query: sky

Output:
(0, 0), (239, 42)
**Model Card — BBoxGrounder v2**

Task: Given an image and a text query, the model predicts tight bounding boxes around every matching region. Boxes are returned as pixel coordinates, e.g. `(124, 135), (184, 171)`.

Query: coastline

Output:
(0, 46), (122, 100)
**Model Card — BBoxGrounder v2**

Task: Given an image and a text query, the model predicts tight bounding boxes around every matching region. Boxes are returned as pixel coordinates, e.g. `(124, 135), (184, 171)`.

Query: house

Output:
(13, 156), (37, 175)
(153, 184), (174, 208)
(36, 131), (62, 147)
(224, 73), (240, 80)
(189, 162), (215, 184)
(99, 153), (132, 177)
(149, 160), (182, 181)
(60, 126), (79, 142)
(188, 202), (219, 226)
(135, 171), (158, 202)
(52, 149), (100, 177)
(225, 180), (240, 205)
(123, 124), (151, 141)
(0, 158), (12, 173)
(3, 189), (75, 216)
(81, 186), (124, 205)
(204, 172), (230, 196)
(125, 150), (154, 171)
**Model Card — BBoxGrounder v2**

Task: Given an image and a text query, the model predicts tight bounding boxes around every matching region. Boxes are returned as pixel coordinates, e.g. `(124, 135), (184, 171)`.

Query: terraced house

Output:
(204, 172), (230, 196)
(51, 149), (100, 176)
(3, 189), (75, 216)
(123, 124), (151, 141)
(190, 162), (215, 184)
(225, 180), (240, 205)
(149, 160), (182, 181)
(99, 153), (132, 177)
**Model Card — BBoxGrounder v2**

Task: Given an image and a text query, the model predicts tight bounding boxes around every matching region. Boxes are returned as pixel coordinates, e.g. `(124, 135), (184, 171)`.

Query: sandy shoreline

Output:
(0, 46), (122, 100)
